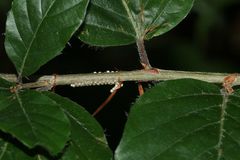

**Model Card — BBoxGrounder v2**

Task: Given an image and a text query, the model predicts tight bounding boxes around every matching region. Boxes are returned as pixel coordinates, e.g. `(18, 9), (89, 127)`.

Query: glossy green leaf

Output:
(79, 0), (194, 46)
(0, 138), (48, 160)
(0, 78), (70, 155)
(0, 138), (33, 160)
(115, 79), (240, 160)
(43, 92), (113, 160)
(4, 0), (89, 76)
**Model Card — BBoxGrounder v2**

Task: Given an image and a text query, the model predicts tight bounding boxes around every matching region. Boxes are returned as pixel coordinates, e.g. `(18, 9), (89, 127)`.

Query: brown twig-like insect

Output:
(138, 82), (144, 96)
(92, 82), (123, 116)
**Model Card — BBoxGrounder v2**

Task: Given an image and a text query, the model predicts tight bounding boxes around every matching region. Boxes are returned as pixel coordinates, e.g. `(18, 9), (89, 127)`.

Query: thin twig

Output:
(0, 69), (239, 89)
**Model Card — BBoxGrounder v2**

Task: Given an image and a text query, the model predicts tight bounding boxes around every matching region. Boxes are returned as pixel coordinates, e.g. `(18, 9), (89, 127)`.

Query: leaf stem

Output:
(136, 38), (152, 69)
(0, 69), (239, 89)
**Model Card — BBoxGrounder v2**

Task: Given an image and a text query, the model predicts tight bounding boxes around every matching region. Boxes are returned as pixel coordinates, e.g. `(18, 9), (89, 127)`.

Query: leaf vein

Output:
(193, 145), (216, 160)
(26, 0), (34, 33)
(227, 101), (240, 109)
(7, 39), (25, 62)
(12, 12), (27, 49)
(15, 92), (37, 141)
(224, 132), (240, 148)
(216, 93), (228, 160)
(121, 0), (138, 38)
(226, 114), (240, 126)
(149, 0), (173, 27)
(143, 0), (151, 8)
(151, 122), (219, 160)
(64, 110), (107, 145)
(92, 2), (127, 20)
(139, 93), (221, 105)
(0, 143), (8, 160)
(86, 23), (135, 38)
(47, 1), (83, 18)
(125, 104), (219, 145)
(33, 120), (66, 138)
(19, 0), (57, 76)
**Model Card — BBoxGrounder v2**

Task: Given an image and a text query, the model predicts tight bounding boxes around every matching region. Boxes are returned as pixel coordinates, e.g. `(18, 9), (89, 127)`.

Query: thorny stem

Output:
(0, 69), (239, 90)
(136, 38), (152, 69)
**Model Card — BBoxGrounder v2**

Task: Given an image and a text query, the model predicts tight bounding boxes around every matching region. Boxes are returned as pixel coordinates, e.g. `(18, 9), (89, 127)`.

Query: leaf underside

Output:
(4, 0), (89, 76)
(0, 77), (112, 159)
(43, 92), (113, 160)
(0, 78), (70, 155)
(115, 79), (240, 160)
(79, 0), (194, 46)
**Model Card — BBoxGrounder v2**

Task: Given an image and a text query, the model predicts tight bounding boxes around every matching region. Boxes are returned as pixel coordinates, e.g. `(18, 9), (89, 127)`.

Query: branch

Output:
(0, 69), (239, 89)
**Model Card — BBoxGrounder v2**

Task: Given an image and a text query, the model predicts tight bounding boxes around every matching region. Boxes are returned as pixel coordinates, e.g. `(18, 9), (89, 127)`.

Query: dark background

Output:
(1, 0), (240, 150)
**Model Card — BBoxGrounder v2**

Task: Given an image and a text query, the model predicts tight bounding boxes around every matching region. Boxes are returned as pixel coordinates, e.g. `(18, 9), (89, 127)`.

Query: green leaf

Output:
(0, 138), (32, 160)
(0, 138), (47, 160)
(0, 78), (70, 155)
(4, 0), (89, 77)
(79, 0), (194, 46)
(115, 79), (240, 160)
(43, 92), (113, 160)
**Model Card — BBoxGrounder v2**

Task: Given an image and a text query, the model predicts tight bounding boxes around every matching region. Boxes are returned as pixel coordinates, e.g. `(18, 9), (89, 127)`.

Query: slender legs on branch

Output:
(93, 39), (160, 116)
(92, 82), (123, 116)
